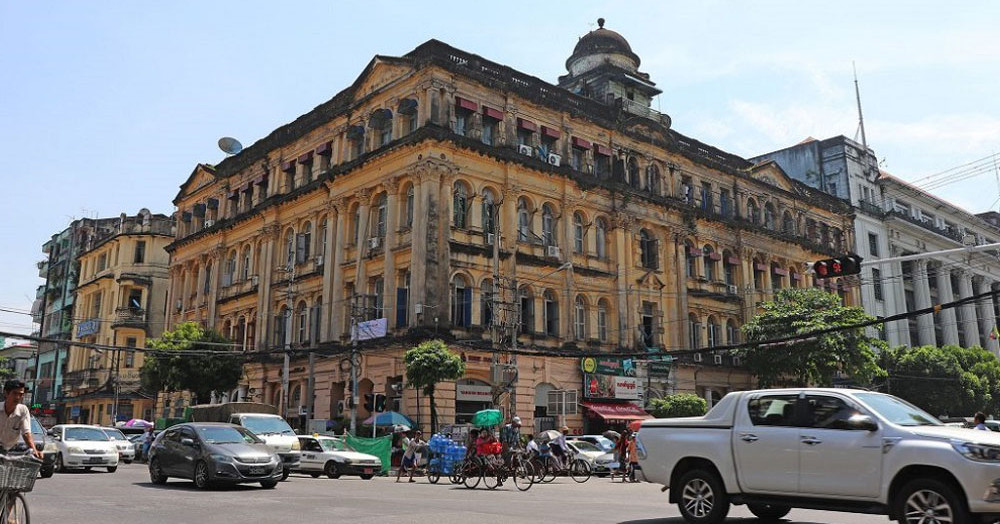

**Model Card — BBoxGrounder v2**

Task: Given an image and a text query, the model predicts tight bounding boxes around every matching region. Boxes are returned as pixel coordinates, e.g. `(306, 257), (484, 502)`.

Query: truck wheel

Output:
(894, 478), (969, 524)
(747, 503), (791, 521)
(281, 467), (290, 481)
(676, 469), (730, 524)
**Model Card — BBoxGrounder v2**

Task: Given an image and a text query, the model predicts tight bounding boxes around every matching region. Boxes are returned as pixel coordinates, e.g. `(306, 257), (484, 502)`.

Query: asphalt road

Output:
(27, 462), (896, 524)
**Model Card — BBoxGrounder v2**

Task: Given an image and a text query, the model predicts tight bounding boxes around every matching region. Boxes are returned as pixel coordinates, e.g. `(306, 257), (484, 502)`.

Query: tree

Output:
(403, 340), (465, 434)
(140, 322), (243, 405)
(649, 393), (707, 418)
(879, 345), (1000, 417)
(737, 288), (884, 387)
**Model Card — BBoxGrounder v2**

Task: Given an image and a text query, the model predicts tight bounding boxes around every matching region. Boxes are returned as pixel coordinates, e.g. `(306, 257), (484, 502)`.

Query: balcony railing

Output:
(857, 199), (885, 217)
(887, 209), (966, 243)
(63, 369), (106, 389)
(112, 307), (146, 328)
(219, 277), (259, 301)
(618, 97), (671, 126)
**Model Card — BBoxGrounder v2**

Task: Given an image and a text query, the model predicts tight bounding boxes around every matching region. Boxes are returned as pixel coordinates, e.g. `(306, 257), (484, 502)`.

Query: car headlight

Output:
(291, 440), (300, 451)
(43, 443), (57, 453)
(67, 447), (85, 454)
(210, 454), (234, 463)
(952, 440), (1000, 462)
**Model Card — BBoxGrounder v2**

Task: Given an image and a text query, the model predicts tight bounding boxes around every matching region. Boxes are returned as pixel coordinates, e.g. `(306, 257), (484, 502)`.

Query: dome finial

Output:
(597, 17), (605, 29)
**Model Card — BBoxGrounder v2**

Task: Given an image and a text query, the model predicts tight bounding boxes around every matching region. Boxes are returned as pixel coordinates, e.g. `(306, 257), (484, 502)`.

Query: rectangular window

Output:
(689, 320), (701, 348)
(872, 268), (884, 300)
(868, 233), (879, 257)
(127, 289), (142, 310)
(597, 307), (608, 342)
(92, 292), (102, 318)
(720, 189), (731, 217)
(133, 241), (146, 264)
(701, 183), (713, 212)
(748, 395), (798, 426)
(481, 118), (496, 145)
(97, 253), (107, 272)
(125, 337), (137, 368)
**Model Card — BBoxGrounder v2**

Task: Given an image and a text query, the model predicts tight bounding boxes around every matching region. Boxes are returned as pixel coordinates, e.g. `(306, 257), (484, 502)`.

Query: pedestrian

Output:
(141, 426), (155, 463)
(974, 412), (989, 430)
(614, 429), (630, 481)
(396, 430), (425, 482)
(627, 433), (640, 482)
(500, 416), (522, 467)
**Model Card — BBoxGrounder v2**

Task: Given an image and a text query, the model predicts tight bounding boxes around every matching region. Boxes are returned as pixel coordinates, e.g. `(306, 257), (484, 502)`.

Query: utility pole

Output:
(280, 265), (295, 422)
(489, 201), (521, 418)
(348, 293), (375, 435)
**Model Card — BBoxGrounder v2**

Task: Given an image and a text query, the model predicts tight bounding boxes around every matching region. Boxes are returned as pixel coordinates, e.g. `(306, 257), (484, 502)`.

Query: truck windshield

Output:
(239, 416), (295, 436)
(855, 392), (940, 427)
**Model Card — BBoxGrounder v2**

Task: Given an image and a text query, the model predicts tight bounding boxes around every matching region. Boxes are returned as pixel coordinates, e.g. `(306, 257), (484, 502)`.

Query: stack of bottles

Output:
(427, 433), (466, 475)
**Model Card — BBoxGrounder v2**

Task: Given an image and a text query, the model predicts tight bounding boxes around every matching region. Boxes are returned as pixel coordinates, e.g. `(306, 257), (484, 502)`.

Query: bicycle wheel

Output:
(529, 458), (545, 483)
(512, 461), (534, 492)
(427, 470), (440, 484)
(482, 464), (500, 490)
(462, 462), (481, 489)
(8, 492), (29, 524)
(570, 459), (592, 483)
(541, 457), (557, 483)
(449, 460), (465, 484)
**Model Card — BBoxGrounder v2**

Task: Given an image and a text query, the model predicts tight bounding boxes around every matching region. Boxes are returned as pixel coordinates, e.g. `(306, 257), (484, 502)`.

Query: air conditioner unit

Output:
(368, 237), (381, 249)
(314, 255), (324, 266)
(693, 352), (703, 363)
(486, 233), (495, 245)
(547, 153), (561, 166)
(335, 400), (345, 415)
(732, 356), (741, 367)
(727, 285), (739, 295)
(546, 246), (561, 258)
(174, 300), (183, 312)
(414, 304), (423, 314)
(204, 219), (214, 228)
(250, 275), (259, 286)
(518, 144), (533, 156)
(713, 354), (723, 365)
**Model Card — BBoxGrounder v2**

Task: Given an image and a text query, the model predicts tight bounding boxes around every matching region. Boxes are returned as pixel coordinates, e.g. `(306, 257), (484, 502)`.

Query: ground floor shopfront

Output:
(241, 342), (756, 436)
(62, 391), (155, 427)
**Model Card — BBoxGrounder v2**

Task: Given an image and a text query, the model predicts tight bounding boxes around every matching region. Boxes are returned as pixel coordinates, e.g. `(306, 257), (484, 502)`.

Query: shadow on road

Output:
(620, 519), (826, 524)
(132, 481), (263, 492)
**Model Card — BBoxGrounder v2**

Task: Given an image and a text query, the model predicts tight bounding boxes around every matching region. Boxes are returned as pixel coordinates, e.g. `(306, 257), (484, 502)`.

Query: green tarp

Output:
(344, 434), (392, 475)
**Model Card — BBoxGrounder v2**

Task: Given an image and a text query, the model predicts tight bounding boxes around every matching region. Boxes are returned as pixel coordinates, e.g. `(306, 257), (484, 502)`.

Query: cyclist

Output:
(0, 380), (41, 459)
(549, 425), (570, 470)
(499, 416), (521, 467)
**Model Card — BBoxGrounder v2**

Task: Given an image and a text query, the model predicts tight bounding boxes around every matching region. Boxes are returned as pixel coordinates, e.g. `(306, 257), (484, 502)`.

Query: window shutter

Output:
(463, 288), (472, 327)
(396, 288), (408, 328)
(296, 234), (307, 264)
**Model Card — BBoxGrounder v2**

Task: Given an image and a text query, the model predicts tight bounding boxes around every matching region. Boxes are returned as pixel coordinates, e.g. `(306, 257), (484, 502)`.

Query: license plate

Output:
(85, 457), (105, 464)
(249, 466), (266, 475)
(363, 468), (373, 475)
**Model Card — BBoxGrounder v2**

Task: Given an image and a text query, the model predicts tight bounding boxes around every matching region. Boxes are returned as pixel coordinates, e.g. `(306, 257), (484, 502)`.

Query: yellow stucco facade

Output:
(66, 212), (173, 425)
(166, 31), (857, 434)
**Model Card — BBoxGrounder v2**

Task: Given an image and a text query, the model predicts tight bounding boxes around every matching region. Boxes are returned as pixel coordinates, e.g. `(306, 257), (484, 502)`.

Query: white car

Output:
(102, 427), (136, 463)
(294, 435), (381, 479)
(576, 434), (616, 452)
(567, 440), (618, 475)
(49, 424), (120, 473)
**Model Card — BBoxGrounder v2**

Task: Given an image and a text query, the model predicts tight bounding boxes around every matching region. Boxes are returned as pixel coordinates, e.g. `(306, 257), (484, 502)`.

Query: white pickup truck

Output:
(637, 388), (1000, 524)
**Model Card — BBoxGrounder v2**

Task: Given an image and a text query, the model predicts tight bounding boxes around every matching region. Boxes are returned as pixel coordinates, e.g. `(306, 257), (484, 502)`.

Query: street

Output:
(28, 462), (895, 524)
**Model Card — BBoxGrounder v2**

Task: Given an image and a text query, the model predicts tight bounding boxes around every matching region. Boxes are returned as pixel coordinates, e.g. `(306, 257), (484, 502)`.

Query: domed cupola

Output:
(558, 18), (661, 109)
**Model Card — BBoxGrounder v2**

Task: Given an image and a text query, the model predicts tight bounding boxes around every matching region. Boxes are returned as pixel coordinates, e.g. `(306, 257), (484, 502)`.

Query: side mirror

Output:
(848, 414), (878, 432)
(181, 438), (196, 447)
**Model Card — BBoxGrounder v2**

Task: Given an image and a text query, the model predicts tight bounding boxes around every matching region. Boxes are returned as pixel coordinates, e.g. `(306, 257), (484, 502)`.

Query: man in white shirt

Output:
(0, 380), (41, 458)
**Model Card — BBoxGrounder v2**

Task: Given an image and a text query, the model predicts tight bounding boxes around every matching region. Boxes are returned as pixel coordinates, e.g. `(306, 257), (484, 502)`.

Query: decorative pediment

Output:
(350, 56), (416, 101)
(173, 163), (217, 204)
(748, 161), (796, 192)
(636, 270), (666, 290)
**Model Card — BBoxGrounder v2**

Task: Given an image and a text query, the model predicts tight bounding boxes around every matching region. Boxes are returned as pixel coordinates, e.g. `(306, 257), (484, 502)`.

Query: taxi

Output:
(295, 435), (381, 480)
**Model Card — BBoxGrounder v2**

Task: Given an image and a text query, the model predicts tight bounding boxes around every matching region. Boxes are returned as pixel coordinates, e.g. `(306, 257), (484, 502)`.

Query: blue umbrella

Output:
(362, 411), (416, 428)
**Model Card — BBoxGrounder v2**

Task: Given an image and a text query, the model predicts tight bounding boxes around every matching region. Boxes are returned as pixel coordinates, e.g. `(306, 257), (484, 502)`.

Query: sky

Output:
(2, 1), (999, 336)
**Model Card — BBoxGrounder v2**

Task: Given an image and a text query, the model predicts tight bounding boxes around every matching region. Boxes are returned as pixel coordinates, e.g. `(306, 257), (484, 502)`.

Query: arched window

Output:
(482, 189), (497, 234)
(370, 276), (384, 320)
(688, 314), (702, 349)
(403, 183), (414, 228)
(746, 199), (759, 224)
(782, 211), (794, 234)
(647, 164), (661, 195)
(573, 212), (585, 254)
(627, 158), (640, 188)
(451, 275), (471, 327)
(296, 300), (308, 344)
(241, 246), (251, 282)
(706, 316), (719, 348)
(224, 251), (237, 287)
(543, 289), (559, 336)
(722, 250), (736, 286)
(481, 279), (493, 327)
(726, 320), (739, 344)
(703, 245), (716, 281)
(517, 198), (532, 242)
(685, 240), (697, 278)
(541, 203), (555, 246)
(753, 258), (765, 289)
(519, 286), (535, 334)
(763, 203), (776, 230)
(203, 261), (213, 296)
(574, 295), (587, 339)
(369, 108), (393, 147)
(595, 217), (608, 259)
(284, 228), (295, 269)
(640, 229), (658, 269)
(302, 221), (312, 261)
(453, 182), (469, 229)
(597, 299), (610, 342)
(398, 98), (418, 135)
(370, 194), (386, 240)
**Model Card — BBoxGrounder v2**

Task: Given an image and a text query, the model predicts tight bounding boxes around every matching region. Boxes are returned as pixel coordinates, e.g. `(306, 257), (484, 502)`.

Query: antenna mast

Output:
(853, 62), (871, 177)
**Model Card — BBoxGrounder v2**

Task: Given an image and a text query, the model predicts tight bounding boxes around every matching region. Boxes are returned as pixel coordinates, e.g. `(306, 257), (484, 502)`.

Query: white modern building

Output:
(754, 136), (1000, 353)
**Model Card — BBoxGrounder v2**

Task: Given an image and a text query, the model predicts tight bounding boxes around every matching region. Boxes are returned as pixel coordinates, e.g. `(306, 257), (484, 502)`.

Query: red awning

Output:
(580, 402), (652, 421)
(571, 136), (592, 149)
(541, 126), (561, 139)
(483, 106), (504, 120)
(456, 96), (478, 112)
(517, 118), (537, 132)
(315, 141), (332, 156)
(594, 144), (612, 156)
(297, 151), (314, 164)
(281, 160), (295, 172)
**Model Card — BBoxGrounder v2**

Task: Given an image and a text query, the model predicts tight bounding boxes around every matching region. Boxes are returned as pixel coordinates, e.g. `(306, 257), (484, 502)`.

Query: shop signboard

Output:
(580, 357), (635, 377)
(456, 383), (492, 402)
(584, 374), (639, 400)
(649, 361), (673, 376)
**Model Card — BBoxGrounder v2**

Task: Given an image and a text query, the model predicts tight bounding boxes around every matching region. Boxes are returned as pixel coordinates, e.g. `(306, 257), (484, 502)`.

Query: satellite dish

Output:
(218, 137), (243, 156)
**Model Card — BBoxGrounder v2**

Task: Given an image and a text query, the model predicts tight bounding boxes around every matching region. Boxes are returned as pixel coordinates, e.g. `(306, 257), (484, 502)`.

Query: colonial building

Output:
(64, 210), (173, 425)
(756, 136), (1000, 353)
(166, 22), (855, 433)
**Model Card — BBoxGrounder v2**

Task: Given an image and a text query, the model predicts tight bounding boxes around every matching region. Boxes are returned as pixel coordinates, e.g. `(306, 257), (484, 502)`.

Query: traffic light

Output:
(363, 393), (374, 412)
(813, 254), (863, 278)
(374, 393), (387, 413)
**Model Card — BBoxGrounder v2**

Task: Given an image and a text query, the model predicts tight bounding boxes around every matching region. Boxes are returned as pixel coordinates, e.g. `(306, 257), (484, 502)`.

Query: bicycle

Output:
(0, 452), (42, 524)
(534, 453), (591, 483)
